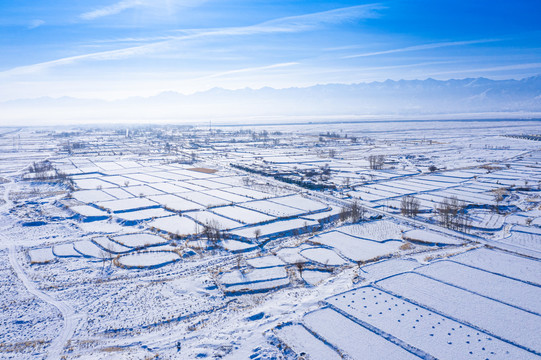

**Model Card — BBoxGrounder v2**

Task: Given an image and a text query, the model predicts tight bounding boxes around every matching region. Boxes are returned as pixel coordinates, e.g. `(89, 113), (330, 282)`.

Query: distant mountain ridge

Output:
(2, 76), (541, 124)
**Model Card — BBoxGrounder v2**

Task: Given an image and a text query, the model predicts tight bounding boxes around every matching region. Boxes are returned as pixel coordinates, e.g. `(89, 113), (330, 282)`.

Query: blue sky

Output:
(1, 0), (540, 101)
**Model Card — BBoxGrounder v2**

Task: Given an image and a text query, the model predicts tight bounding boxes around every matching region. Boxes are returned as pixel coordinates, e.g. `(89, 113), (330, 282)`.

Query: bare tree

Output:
(401, 195), (420, 217)
(368, 154), (385, 170)
(435, 196), (470, 231)
(254, 228), (262, 242)
(492, 188), (507, 213)
(203, 219), (222, 245)
(339, 200), (365, 223)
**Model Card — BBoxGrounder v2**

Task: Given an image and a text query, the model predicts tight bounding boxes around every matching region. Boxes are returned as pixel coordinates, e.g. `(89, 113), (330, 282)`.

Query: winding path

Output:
(1, 177), (78, 359)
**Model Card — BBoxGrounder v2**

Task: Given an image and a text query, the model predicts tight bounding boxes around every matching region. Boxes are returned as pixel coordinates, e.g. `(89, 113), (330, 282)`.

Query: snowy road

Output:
(1, 177), (78, 359)
(6, 242), (78, 359)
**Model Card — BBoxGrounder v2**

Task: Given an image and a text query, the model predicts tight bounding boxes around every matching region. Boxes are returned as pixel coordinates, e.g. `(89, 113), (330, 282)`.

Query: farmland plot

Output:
(376, 272), (541, 354)
(147, 215), (199, 236)
(92, 236), (132, 254)
(114, 207), (174, 223)
(326, 286), (538, 360)
(187, 210), (242, 230)
(116, 251), (180, 269)
(28, 248), (55, 264)
(52, 243), (81, 257)
(303, 307), (421, 359)
(311, 231), (403, 262)
(102, 187), (134, 200)
(241, 199), (305, 217)
(219, 266), (290, 294)
(95, 197), (158, 213)
(202, 189), (252, 203)
(299, 247), (347, 266)
(212, 205), (275, 225)
(69, 204), (109, 219)
(176, 191), (230, 208)
(111, 233), (168, 248)
(273, 323), (342, 360)
(402, 229), (463, 245)
(338, 220), (409, 242)
(414, 260), (541, 314)
(147, 194), (204, 212)
(451, 248), (541, 285)
(72, 189), (116, 203)
(123, 185), (165, 197)
(268, 194), (329, 213)
(229, 218), (319, 240)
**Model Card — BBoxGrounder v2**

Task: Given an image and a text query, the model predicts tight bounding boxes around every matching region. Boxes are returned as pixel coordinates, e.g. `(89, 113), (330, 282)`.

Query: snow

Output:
(275, 245), (312, 264)
(114, 207), (174, 223)
(220, 186), (273, 200)
(451, 248), (541, 285)
(123, 185), (165, 197)
(147, 215), (200, 236)
(500, 230), (541, 252)
(102, 187), (134, 199)
(28, 248), (55, 264)
(273, 323), (342, 360)
(220, 266), (288, 286)
(300, 247), (347, 266)
(187, 210), (243, 230)
(377, 272), (541, 354)
(219, 267), (289, 294)
(415, 260), (541, 314)
(176, 190), (230, 208)
(73, 240), (109, 258)
(312, 231), (403, 262)
(52, 243), (82, 257)
(111, 233), (168, 248)
(301, 270), (332, 286)
(268, 194), (328, 213)
(326, 286), (537, 360)
(303, 307), (421, 359)
(228, 218), (319, 240)
(221, 239), (258, 252)
(116, 251), (180, 268)
(359, 258), (420, 283)
(241, 199), (305, 217)
(338, 220), (409, 242)
(92, 236), (132, 254)
(69, 204), (109, 218)
(72, 189), (116, 203)
(147, 194), (204, 212)
(212, 205), (276, 225)
(95, 197), (158, 213)
(77, 220), (127, 234)
(402, 229), (463, 245)
(203, 189), (252, 203)
(246, 255), (285, 268)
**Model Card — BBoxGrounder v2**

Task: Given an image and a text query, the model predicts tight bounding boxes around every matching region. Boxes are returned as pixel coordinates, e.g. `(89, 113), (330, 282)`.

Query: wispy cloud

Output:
(343, 39), (501, 59)
(28, 19), (45, 29)
(201, 62), (299, 79)
(80, 0), (208, 21)
(427, 62), (541, 76)
(2, 4), (384, 76)
(80, 0), (144, 20)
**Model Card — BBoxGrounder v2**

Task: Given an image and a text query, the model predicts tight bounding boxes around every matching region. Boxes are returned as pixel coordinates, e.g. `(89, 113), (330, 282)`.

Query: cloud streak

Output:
(80, 0), (144, 20)
(80, 0), (208, 21)
(2, 4), (384, 76)
(343, 39), (501, 59)
(201, 62), (299, 79)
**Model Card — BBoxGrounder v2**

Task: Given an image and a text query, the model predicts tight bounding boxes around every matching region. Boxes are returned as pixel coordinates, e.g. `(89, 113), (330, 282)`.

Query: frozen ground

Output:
(0, 121), (540, 359)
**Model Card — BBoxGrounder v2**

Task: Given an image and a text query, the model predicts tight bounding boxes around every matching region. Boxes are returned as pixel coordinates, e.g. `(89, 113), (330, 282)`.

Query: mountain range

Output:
(2, 76), (541, 125)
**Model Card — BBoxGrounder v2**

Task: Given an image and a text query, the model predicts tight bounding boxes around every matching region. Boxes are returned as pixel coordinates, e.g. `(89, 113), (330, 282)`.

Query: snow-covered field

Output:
(1, 122), (540, 359)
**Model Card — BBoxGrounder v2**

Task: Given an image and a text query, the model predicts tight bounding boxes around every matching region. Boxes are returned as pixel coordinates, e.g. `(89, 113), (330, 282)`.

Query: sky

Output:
(1, 0), (540, 102)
